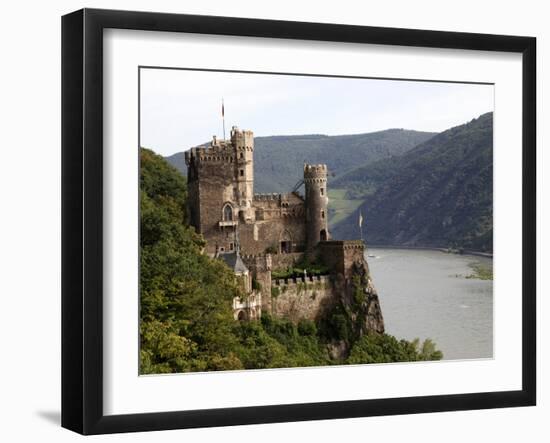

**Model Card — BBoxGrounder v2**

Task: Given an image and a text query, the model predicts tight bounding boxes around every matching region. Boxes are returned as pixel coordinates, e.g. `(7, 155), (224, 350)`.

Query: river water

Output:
(367, 248), (493, 360)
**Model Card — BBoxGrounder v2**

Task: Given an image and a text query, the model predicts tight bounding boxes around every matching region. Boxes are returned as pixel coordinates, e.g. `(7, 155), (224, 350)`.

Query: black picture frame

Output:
(61, 8), (536, 435)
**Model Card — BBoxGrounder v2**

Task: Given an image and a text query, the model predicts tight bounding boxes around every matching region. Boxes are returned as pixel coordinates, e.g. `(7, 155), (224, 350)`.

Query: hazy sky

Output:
(140, 68), (493, 156)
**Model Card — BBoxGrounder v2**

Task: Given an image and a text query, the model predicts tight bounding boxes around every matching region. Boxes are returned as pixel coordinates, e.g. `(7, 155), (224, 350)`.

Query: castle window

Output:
(240, 169), (244, 176)
(320, 229), (327, 241)
(240, 152), (244, 159)
(229, 242), (234, 251)
(320, 187), (324, 196)
(223, 204), (233, 221)
(280, 230), (292, 253)
(321, 210), (325, 219)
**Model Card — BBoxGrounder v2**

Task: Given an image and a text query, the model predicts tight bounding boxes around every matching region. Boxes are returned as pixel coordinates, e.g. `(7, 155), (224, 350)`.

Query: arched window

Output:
(223, 204), (233, 221)
(320, 229), (327, 241)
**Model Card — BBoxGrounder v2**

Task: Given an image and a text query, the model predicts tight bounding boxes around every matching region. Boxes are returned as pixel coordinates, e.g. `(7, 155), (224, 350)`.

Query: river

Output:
(367, 248), (493, 360)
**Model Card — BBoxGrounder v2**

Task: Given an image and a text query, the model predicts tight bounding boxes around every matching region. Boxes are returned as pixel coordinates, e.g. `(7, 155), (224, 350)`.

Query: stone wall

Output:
(233, 291), (262, 321)
(253, 192), (305, 221)
(270, 252), (304, 270)
(317, 240), (385, 335)
(318, 240), (366, 280)
(237, 217), (306, 256)
(242, 254), (272, 312)
(270, 275), (334, 322)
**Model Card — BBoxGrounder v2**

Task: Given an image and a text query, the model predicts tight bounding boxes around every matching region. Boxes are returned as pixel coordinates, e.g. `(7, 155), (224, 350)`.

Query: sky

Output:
(140, 68), (494, 156)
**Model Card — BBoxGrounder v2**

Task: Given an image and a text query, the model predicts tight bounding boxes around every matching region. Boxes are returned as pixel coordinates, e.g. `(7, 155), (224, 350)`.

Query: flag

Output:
(359, 211), (363, 228)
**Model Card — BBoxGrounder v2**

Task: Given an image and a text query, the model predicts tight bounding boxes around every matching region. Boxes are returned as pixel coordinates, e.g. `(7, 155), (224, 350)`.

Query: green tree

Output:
(347, 334), (443, 364)
(140, 148), (244, 373)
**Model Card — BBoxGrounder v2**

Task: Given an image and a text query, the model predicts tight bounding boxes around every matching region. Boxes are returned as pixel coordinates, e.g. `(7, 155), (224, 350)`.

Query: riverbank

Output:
(367, 244), (493, 258)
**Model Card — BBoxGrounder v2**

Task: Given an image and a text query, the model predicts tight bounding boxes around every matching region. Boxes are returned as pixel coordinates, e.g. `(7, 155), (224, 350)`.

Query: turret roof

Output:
(217, 251), (249, 274)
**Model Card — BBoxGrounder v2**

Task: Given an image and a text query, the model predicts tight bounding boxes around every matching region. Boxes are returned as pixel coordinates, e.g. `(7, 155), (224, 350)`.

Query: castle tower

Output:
(184, 126), (256, 255)
(304, 164), (329, 252)
(231, 126), (255, 222)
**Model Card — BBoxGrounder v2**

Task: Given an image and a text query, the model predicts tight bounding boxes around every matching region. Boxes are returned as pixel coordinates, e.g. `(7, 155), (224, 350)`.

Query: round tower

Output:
(304, 164), (329, 251)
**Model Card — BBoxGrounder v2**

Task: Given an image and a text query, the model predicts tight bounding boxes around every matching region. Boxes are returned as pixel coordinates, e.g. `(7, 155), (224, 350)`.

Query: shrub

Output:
(252, 278), (262, 291)
(297, 319), (317, 336)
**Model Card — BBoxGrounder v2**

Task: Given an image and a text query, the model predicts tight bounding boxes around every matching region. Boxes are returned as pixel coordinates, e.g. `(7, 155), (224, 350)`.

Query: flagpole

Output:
(359, 210), (367, 256)
(359, 211), (364, 243)
(222, 98), (226, 140)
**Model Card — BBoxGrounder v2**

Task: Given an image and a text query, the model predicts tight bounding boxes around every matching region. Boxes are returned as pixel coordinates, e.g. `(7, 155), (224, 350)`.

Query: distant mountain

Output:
(332, 113), (493, 252)
(165, 129), (435, 193)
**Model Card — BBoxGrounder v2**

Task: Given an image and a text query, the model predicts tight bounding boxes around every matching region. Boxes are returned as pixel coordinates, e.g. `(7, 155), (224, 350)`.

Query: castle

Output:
(185, 126), (328, 256)
(185, 126), (384, 335)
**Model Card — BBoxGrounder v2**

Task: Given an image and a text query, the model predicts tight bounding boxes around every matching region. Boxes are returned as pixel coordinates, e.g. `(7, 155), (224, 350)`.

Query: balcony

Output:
(219, 220), (238, 227)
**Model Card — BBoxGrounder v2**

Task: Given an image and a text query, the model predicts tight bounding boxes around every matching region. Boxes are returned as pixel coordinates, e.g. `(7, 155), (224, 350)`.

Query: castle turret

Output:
(231, 126), (255, 222)
(304, 164), (329, 252)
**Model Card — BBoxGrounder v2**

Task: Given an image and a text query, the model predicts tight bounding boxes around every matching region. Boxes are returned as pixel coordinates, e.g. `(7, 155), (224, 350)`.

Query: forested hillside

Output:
(139, 148), (442, 373)
(332, 113), (493, 252)
(165, 129), (435, 193)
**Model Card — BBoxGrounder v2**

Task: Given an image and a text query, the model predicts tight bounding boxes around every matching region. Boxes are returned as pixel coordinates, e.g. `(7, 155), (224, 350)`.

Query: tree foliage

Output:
(140, 148), (242, 373)
(348, 335), (442, 364)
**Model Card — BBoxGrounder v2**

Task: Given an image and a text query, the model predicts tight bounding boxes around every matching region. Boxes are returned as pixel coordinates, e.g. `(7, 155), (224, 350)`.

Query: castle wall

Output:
(237, 217), (306, 255)
(270, 252), (304, 270)
(195, 155), (239, 255)
(318, 240), (366, 281)
(233, 291), (262, 321)
(270, 275), (334, 322)
(241, 254), (272, 313)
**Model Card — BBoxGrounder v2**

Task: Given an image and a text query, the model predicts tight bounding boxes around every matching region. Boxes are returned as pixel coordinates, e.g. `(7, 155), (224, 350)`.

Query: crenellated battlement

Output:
(253, 193), (282, 201)
(319, 240), (365, 250)
(184, 143), (236, 164)
(272, 274), (330, 287)
(230, 126), (254, 150)
(304, 164), (327, 173)
(183, 128), (255, 167)
(241, 253), (270, 260)
(303, 164), (328, 181)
